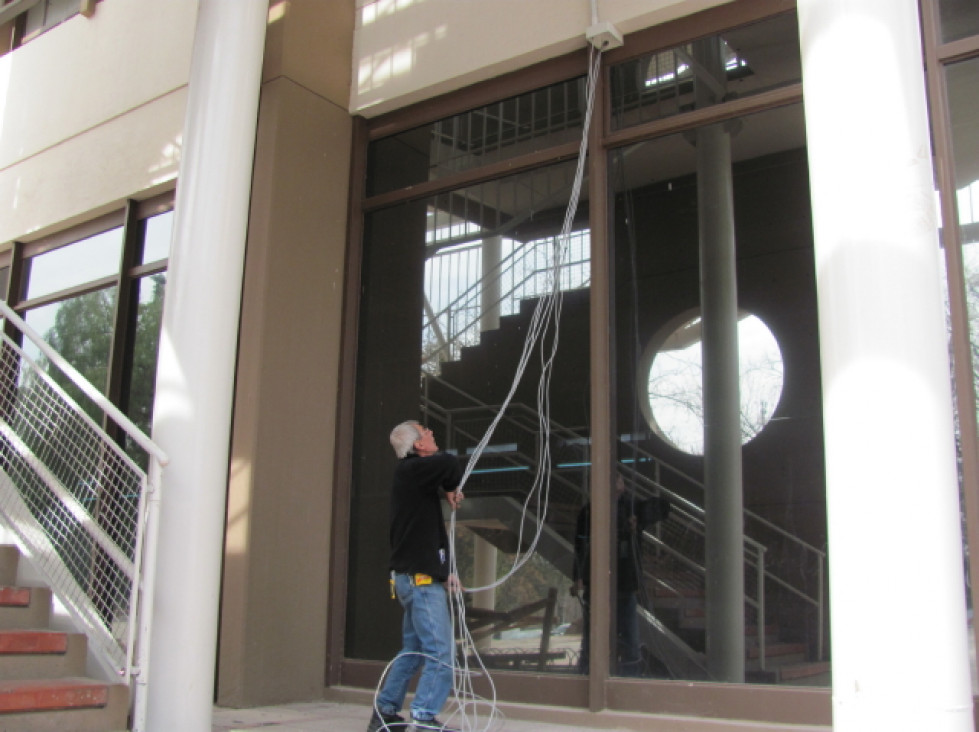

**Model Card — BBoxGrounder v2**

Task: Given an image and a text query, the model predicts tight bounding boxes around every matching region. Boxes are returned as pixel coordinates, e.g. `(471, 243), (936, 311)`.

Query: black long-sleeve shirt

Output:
(388, 451), (462, 581)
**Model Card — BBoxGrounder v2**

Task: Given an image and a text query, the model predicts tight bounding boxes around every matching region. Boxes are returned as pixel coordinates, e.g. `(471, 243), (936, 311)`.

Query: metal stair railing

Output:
(619, 451), (826, 667)
(421, 377), (826, 669)
(0, 301), (167, 727)
(423, 231), (590, 371)
(422, 390), (586, 518)
(630, 484), (770, 669)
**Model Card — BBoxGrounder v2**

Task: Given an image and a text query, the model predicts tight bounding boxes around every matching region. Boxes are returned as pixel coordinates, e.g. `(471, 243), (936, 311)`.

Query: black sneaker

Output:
(410, 716), (460, 732)
(367, 708), (408, 731)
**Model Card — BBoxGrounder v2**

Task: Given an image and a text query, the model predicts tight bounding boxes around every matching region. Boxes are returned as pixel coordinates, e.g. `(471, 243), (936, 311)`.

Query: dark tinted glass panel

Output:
(348, 160), (591, 675)
(610, 12), (801, 130)
(608, 103), (827, 684)
(367, 76), (587, 196)
(940, 0), (979, 43)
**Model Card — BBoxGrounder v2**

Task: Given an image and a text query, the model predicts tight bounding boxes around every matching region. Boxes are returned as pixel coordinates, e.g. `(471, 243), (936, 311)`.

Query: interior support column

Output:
(472, 535), (498, 650)
(695, 37), (745, 684)
(481, 235), (503, 332)
(798, 1), (972, 729)
(145, 2), (268, 730)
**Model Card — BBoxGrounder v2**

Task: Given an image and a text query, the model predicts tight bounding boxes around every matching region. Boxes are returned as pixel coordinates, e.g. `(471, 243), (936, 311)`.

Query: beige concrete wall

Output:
(350, 0), (732, 117)
(218, 0), (354, 707)
(0, 0), (197, 243)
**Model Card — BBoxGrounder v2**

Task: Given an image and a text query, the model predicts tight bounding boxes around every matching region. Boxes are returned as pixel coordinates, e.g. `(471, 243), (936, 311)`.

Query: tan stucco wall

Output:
(350, 0), (733, 117)
(218, 0), (354, 707)
(0, 0), (197, 243)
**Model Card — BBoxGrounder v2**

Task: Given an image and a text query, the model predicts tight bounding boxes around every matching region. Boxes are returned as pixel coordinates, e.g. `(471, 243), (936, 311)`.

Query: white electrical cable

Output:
(372, 16), (610, 730)
(440, 45), (604, 732)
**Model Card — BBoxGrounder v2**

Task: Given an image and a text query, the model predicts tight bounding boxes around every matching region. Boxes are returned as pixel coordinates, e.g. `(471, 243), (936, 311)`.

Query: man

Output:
(367, 420), (464, 732)
(572, 472), (670, 676)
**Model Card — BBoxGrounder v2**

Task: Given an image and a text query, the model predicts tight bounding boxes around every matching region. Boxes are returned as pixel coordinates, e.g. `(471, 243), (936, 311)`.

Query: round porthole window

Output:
(641, 312), (784, 455)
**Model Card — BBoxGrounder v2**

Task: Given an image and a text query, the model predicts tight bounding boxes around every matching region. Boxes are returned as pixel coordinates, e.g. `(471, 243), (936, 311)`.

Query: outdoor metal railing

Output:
(0, 301), (167, 721)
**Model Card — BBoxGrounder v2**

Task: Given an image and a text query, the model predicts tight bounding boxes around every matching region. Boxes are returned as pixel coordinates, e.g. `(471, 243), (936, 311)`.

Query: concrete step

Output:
(0, 630), (88, 680)
(0, 678), (129, 731)
(0, 546), (129, 729)
(0, 586), (53, 629)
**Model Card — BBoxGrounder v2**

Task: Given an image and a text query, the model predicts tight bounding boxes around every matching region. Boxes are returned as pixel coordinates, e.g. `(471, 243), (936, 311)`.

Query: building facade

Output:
(1, 0), (978, 730)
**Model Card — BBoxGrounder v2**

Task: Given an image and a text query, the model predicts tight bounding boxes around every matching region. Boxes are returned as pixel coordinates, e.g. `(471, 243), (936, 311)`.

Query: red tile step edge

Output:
(0, 630), (69, 655)
(0, 587), (31, 607)
(0, 678), (109, 713)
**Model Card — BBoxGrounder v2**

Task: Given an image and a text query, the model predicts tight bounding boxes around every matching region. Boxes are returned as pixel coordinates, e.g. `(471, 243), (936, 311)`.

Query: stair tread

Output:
(0, 630), (70, 655)
(747, 642), (807, 659)
(0, 678), (112, 714)
(0, 587), (33, 607)
(778, 660), (831, 681)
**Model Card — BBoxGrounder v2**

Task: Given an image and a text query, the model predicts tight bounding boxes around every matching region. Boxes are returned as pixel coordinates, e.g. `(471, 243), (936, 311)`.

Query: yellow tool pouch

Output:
(414, 573), (433, 586)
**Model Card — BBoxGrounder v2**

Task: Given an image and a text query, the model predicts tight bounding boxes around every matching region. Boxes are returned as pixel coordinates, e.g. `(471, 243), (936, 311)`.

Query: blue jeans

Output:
(376, 574), (454, 721)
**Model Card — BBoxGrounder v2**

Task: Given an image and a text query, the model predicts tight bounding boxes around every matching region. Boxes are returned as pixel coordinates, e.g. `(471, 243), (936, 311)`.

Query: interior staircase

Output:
(644, 562), (830, 684)
(0, 544), (128, 731)
(422, 281), (829, 684)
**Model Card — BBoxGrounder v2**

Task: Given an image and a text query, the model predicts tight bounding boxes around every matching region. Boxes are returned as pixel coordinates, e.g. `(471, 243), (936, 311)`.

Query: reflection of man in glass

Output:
(571, 473), (671, 676)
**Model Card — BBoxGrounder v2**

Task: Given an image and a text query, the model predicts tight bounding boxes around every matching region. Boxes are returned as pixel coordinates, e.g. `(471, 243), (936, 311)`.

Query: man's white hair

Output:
(390, 420), (422, 459)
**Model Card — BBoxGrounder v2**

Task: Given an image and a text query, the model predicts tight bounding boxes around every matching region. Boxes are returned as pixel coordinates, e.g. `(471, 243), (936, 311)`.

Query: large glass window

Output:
(349, 159), (590, 674)
(4, 203), (171, 453)
(608, 99), (826, 685)
(345, 2), (825, 717)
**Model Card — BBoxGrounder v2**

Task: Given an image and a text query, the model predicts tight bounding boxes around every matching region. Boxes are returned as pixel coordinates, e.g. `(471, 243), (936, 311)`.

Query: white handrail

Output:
(0, 299), (169, 726)
(0, 301), (169, 466)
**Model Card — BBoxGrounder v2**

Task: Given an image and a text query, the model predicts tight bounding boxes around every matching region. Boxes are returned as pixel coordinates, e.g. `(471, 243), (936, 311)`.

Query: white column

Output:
(480, 235), (503, 332)
(798, 1), (973, 730)
(472, 535), (498, 651)
(144, 2), (268, 731)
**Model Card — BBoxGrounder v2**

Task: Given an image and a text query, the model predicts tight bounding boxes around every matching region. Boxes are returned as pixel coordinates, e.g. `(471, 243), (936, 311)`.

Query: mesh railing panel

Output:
(0, 332), (148, 675)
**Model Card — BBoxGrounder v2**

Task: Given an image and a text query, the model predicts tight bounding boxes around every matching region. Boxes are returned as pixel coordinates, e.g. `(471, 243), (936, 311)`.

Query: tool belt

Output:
(389, 572), (434, 598)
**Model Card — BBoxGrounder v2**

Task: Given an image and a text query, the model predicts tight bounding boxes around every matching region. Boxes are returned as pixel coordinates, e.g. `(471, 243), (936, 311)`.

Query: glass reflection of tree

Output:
(29, 276), (165, 619)
(43, 288), (116, 424)
(647, 314), (784, 455)
(38, 274), (165, 466)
